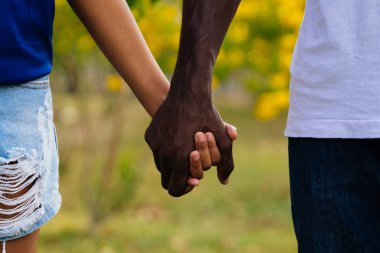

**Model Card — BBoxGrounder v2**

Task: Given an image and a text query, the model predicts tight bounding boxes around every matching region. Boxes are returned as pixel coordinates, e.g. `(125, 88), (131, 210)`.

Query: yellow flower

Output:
(236, 0), (260, 20)
(280, 34), (297, 51)
(270, 72), (289, 89)
(279, 49), (294, 69)
(254, 91), (289, 120)
(255, 98), (279, 120)
(106, 74), (123, 93)
(277, 0), (305, 28)
(228, 22), (250, 44)
(229, 49), (245, 67)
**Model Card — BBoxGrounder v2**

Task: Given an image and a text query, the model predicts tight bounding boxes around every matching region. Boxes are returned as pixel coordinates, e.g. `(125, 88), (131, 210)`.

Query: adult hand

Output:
(145, 0), (240, 197)
(145, 96), (236, 197)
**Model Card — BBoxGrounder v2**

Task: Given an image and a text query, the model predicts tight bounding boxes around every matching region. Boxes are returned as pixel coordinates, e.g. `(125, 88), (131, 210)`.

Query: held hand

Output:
(187, 123), (238, 188)
(145, 97), (235, 197)
(145, 0), (240, 197)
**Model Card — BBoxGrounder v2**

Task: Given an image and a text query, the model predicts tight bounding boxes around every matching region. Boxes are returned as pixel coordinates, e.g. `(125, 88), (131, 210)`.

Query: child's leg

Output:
(3, 229), (39, 253)
(0, 76), (61, 250)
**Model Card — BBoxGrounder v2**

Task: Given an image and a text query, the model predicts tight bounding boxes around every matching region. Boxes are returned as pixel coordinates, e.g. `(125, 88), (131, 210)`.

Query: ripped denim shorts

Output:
(0, 75), (61, 243)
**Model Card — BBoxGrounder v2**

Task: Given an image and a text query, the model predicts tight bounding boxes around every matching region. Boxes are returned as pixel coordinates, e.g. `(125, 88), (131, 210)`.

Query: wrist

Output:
(169, 52), (213, 96)
(169, 73), (211, 99)
(166, 83), (212, 113)
(143, 77), (170, 118)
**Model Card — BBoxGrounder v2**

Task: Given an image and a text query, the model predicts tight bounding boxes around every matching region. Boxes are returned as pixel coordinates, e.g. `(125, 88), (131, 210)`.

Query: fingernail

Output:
(223, 177), (229, 185)
(192, 152), (199, 161)
(188, 178), (200, 186)
(205, 133), (212, 141)
(195, 132), (203, 142)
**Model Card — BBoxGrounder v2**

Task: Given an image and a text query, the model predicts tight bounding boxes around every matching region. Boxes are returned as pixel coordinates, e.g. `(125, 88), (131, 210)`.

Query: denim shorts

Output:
(0, 76), (61, 242)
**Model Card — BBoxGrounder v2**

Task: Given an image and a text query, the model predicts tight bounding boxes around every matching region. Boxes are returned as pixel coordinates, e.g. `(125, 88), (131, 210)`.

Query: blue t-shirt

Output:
(0, 0), (55, 85)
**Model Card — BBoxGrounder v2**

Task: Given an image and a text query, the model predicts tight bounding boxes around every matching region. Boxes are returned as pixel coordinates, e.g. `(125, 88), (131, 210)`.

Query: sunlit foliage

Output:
(54, 0), (305, 119)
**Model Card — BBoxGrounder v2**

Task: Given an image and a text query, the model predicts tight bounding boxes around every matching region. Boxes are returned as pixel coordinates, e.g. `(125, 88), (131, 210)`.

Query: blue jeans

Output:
(289, 138), (380, 253)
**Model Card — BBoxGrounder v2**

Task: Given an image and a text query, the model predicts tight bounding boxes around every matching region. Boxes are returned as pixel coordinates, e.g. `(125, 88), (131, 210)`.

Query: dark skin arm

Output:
(145, 0), (241, 197)
(66, 0), (238, 192)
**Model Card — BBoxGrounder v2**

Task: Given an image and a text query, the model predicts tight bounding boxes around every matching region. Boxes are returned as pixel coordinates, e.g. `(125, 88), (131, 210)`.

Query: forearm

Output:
(67, 0), (169, 117)
(169, 0), (241, 101)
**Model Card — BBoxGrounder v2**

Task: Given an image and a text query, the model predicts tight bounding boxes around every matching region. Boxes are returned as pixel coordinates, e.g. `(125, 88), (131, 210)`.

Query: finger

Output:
(190, 151), (204, 179)
(168, 157), (191, 197)
(217, 152), (234, 185)
(159, 156), (171, 190)
(205, 132), (221, 165)
(216, 143), (234, 185)
(187, 177), (200, 186)
(183, 184), (195, 195)
(153, 152), (161, 172)
(195, 132), (212, 170)
(144, 123), (157, 149)
(224, 122), (238, 141)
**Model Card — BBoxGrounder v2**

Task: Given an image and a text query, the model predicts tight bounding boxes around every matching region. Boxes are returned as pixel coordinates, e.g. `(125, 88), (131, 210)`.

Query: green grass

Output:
(38, 90), (296, 253)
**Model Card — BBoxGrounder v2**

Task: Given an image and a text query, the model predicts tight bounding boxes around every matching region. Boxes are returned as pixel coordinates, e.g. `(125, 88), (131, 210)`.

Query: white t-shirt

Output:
(285, 0), (380, 138)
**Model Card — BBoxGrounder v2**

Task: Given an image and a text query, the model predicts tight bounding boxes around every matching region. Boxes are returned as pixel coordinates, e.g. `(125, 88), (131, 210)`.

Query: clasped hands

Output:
(145, 0), (241, 197)
(145, 95), (237, 197)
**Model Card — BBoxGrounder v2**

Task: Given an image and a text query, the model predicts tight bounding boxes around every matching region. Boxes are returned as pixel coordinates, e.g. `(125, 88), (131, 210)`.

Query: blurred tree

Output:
(53, 0), (305, 114)
(54, 0), (100, 92)
(226, 0), (305, 120)
(77, 88), (140, 229)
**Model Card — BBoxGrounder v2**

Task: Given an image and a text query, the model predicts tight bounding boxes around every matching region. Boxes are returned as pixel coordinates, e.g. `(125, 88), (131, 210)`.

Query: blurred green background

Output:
(41, 0), (305, 252)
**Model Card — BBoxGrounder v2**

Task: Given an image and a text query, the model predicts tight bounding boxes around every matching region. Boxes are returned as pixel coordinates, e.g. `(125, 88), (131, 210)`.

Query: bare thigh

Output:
(3, 229), (40, 253)
(0, 161), (40, 253)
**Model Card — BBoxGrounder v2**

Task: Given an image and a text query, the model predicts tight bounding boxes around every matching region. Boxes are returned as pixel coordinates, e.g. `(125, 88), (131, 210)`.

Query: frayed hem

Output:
(0, 209), (45, 238)
(0, 148), (46, 238)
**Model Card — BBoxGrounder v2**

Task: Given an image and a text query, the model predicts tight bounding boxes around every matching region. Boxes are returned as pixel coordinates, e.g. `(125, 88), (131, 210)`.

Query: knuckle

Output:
(197, 139), (208, 149)
(212, 156), (221, 165)
(220, 141), (233, 153)
(201, 157), (212, 168)
(197, 173), (204, 179)
(203, 166), (212, 171)
(207, 141), (217, 150)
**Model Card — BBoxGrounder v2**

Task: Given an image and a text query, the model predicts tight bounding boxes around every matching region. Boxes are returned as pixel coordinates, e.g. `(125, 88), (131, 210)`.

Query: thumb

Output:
(224, 122), (238, 141)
